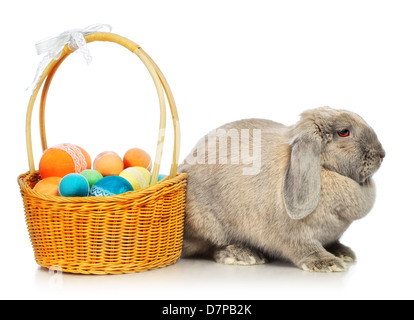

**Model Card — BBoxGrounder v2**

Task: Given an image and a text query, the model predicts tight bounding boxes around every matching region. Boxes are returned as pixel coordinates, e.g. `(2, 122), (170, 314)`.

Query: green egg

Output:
(80, 169), (103, 188)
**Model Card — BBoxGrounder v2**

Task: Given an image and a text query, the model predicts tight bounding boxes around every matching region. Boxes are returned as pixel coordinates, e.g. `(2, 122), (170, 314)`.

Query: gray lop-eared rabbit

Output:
(179, 107), (385, 272)
(178, 107), (385, 272)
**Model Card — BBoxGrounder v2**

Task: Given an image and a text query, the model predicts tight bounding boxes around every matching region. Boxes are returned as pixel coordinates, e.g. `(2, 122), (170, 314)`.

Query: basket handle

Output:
(26, 32), (181, 186)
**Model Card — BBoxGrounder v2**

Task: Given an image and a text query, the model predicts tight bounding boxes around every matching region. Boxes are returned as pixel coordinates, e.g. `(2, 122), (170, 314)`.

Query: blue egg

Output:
(59, 173), (90, 197)
(150, 174), (168, 184)
(90, 175), (134, 197)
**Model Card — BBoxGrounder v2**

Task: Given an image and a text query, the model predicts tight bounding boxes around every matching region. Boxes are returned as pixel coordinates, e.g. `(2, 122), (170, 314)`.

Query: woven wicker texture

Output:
(18, 32), (187, 274)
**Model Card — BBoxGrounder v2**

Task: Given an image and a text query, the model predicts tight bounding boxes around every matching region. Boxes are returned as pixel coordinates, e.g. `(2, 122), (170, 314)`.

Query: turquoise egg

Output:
(59, 173), (90, 197)
(90, 175), (134, 197)
(150, 174), (168, 184)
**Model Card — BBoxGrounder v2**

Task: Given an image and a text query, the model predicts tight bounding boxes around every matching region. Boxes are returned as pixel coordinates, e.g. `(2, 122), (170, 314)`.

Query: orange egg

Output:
(123, 148), (152, 171)
(39, 143), (91, 179)
(33, 177), (62, 196)
(93, 151), (124, 176)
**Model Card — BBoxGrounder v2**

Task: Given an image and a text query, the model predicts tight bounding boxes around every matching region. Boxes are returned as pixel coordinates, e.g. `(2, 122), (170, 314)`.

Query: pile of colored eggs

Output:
(32, 143), (165, 198)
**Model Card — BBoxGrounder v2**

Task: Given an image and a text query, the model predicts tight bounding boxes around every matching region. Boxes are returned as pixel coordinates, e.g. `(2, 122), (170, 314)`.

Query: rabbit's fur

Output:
(178, 107), (385, 272)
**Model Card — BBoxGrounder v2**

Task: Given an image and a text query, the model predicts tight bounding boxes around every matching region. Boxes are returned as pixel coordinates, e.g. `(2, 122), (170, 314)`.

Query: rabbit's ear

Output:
(283, 123), (322, 220)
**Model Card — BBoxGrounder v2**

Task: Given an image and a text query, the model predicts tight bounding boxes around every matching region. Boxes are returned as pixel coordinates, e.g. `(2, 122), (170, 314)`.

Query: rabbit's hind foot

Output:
(325, 241), (357, 263)
(213, 244), (268, 266)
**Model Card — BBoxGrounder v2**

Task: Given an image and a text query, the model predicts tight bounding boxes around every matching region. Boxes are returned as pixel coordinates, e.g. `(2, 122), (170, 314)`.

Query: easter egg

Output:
(150, 173), (168, 184)
(119, 167), (151, 190)
(93, 151), (124, 176)
(58, 173), (90, 197)
(39, 143), (91, 179)
(123, 148), (152, 171)
(80, 169), (103, 188)
(90, 175), (134, 197)
(33, 177), (62, 196)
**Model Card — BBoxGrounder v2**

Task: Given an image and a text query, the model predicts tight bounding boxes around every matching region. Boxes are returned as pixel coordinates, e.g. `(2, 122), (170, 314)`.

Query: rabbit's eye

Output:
(337, 129), (350, 137)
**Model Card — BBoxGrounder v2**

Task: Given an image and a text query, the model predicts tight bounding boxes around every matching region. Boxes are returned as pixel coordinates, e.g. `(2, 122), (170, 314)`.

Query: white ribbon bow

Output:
(28, 23), (112, 93)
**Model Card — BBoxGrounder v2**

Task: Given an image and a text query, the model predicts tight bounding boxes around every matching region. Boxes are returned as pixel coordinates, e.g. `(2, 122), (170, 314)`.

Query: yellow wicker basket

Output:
(18, 32), (187, 274)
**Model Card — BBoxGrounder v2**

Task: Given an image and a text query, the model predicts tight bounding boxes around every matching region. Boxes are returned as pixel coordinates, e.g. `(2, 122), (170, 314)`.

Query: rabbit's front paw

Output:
(300, 254), (349, 273)
(214, 245), (267, 266)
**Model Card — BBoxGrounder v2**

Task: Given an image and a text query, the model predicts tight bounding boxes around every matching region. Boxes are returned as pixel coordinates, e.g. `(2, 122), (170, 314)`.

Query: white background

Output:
(1, 0), (413, 300)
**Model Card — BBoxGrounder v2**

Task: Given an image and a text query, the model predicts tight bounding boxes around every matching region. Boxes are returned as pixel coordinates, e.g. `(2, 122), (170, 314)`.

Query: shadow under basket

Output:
(18, 32), (188, 274)
(18, 171), (187, 274)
